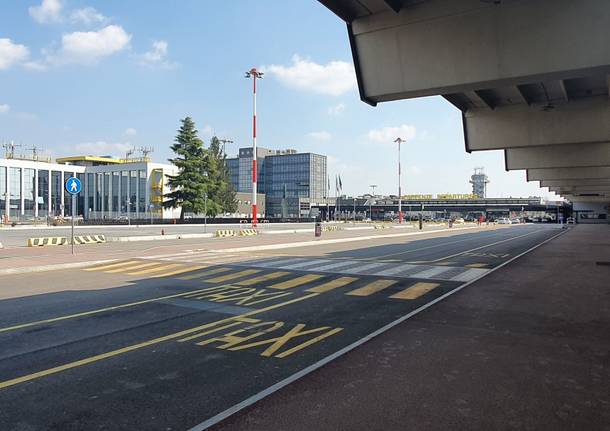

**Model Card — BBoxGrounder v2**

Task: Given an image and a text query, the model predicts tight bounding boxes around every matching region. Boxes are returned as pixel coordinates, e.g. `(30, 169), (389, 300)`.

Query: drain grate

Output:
(595, 261), (610, 266)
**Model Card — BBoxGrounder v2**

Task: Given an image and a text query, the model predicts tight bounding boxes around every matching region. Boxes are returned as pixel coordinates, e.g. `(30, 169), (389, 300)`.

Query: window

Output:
(86, 173), (94, 217)
(121, 171), (129, 213)
(9, 167), (21, 215)
(0, 166), (6, 219)
(130, 171), (137, 213)
(63, 172), (74, 216)
(77, 173), (85, 216)
(38, 170), (49, 215)
(104, 172), (111, 213)
(96, 173), (103, 212)
(24, 169), (35, 217)
(112, 172), (120, 214)
(51, 171), (61, 216)
(138, 170), (146, 213)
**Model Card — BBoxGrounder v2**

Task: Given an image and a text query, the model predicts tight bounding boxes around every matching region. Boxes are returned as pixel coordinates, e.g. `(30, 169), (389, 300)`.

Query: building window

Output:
(77, 173), (85, 216)
(63, 172), (75, 216)
(38, 170), (49, 215)
(138, 170), (146, 213)
(96, 173), (103, 213)
(24, 169), (35, 217)
(104, 172), (111, 213)
(9, 167), (21, 216)
(121, 171), (129, 213)
(130, 170), (137, 213)
(0, 166), (6, 219)
(51, 171), (62, 216)
(87, 173), (94, 217)
(112, 172), (120, 214)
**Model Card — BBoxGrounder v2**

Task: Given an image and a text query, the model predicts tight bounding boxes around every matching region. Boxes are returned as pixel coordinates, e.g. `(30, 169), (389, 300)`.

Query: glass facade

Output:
(112, 172), (120, 213)
(87, 173), (94, 216)
(9, 167), (21, 215)
(129, 170), (137, 213)
(77, 173), (85, 216)
(51, 171), (61, 216)
(138, 170), (146, 213)
(121, 171), (129, 213)
(0, 166), (6, 219)
(63, 172), (74, 216)
(103, 172), (111, 213)
(24, 168), (35, 216)
(95, 173), (102, 212)
(38, 170), (49, 215)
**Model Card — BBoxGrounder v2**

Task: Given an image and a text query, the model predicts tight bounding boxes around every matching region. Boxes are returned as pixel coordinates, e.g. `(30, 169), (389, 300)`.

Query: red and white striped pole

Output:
(245, 68), (263, 228)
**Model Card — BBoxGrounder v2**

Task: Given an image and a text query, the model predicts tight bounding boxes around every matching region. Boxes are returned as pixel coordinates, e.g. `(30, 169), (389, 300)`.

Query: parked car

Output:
(510, 218), (521, 224)
(566, 217), (575, 224)
(496, 217), (511, 224)
(454, 217), (465, 223)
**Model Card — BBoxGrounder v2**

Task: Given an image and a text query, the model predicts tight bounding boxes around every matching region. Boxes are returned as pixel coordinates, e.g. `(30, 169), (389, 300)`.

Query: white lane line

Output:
(187, 227), (569, 431)
(341, 262), (391, 275)
(451, 267), (490, 282)
(376, 263), (417, 276)
(408, 266), (452, 279)
(277, 259), (330, 270)
(250, 258), (306, 268)
(315, 260), (361, 272)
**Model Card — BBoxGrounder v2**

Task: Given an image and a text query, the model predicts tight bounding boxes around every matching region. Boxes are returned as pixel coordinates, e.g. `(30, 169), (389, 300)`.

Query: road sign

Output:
(65, 177), (81, 195)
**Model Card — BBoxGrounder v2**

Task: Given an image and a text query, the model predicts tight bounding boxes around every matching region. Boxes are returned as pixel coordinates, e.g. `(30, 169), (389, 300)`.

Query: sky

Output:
(0, 0), (559, 200)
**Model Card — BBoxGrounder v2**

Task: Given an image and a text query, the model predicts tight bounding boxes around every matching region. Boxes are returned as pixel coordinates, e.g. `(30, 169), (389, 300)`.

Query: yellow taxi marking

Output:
(0, 293), (320, 390)
(268, 274), (325, 290)
(127, 263), (181, 275)
(275, 328), (343, 358)
(178, 267), (230, 280)
(236, 271), (290, 286)
(0, 285), (225, 335)
(84, 260), (138, 271)
(390, 282), (440, 300)
(346, 279), (397, 297)
(204, 269), (262, 283)
(104, 261), (162, 273)
(147, 265), (208, 278)
(306, 276), (358, 293)
(465, 263), (488, 268)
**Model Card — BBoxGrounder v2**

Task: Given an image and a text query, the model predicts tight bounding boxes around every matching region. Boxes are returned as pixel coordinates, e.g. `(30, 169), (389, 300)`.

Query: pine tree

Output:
(208, 136), (237, 215)
(164, 117), (210, 220)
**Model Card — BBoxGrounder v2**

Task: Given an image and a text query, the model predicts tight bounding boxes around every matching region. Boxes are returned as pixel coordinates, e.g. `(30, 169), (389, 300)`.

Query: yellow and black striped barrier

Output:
(239, 229), (258, 236)
(322, 225), (342, 232)
(27, 237), (68, 247)
(72, 235), (106, 245)
(215, 230), (237, 238)
(374, 224), (390, 230)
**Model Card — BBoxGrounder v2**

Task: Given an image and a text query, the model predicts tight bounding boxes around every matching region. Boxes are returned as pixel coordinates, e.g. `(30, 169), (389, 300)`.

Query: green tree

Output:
(208, 136), (237, 215)
(164, 117), (218, 220)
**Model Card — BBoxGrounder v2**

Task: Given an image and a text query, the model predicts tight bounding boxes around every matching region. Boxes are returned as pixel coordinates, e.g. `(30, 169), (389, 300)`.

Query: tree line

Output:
(163, 117), (237, 220)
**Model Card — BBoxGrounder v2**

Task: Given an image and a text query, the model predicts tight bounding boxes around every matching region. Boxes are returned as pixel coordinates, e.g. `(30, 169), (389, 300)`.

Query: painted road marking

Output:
(341, 262), (390, 275)
(277, 259), (329, 270)
(346, 279), (397, 297)
(0, 293), (320, 390)
(410, 266), (451, 279)
(179, 267), (230, 280)
(315, 260), (362, 272)
(465, 263), (488, 268)
(268, 274), (324, 290)
(236, 271), (290, 286)
(306, 277), (357, 293)
(84, 260), (138, 272)
(149, 265), (209, 278)
(204, 269), (261, 283)
(0, 285), (227, 335)
(390, 282), (440, 300)
(127, 263), (181, 275)
(103, 261), (161, 274)
(375, 264), (416, 276)
(450, 267), (489, 282)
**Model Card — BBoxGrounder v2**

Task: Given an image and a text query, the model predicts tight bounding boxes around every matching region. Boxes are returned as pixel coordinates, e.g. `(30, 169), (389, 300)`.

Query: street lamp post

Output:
(394, 137), (405, 223)
(369, 184), (377, 221)
(245, 68), (263, 228)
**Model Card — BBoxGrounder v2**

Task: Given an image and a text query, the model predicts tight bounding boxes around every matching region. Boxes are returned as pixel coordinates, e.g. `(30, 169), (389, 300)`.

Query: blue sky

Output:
(0, 0), (558, 199)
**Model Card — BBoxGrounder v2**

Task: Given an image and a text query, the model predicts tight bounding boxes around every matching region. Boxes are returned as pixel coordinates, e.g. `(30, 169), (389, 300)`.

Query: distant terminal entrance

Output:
(313, 197), (569, 222)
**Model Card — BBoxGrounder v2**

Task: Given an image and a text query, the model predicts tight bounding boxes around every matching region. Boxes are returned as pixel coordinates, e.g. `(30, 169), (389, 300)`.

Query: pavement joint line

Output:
(0, 292), (321, 391)
(186, 227), (570, 431)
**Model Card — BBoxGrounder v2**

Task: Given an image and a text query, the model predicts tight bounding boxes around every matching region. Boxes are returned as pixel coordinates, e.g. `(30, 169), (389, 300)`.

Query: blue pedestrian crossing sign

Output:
(65, 177), (82, 195)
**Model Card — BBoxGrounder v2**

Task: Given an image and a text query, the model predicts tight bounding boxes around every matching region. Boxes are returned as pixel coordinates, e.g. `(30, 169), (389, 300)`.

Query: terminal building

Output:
(226, 147), (327, 218)
(0, 153), (179, 222)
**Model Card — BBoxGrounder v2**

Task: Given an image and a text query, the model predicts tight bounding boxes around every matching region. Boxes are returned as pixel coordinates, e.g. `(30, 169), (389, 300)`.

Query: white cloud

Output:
(29, 0), (63, 24)
(0, 39), (30, 70)
(367, 125), (417, 144)
(57, 25), (131, 65)
(265, 55), (356, 96)
(200, 125), (213, 138)
(70, 7), (108, 25)
(328, 102), (345, 116)
(124, 127), (137, 136)
(74, 141), (132, 157)
(307, 131), (332, 141)
(138, 40), (176, 69)
(0, 104), (9, 114)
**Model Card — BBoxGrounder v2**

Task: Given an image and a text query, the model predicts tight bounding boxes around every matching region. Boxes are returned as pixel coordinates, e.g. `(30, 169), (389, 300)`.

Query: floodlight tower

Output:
(394, 137), (405, 223)
(245, 68), (263, 228)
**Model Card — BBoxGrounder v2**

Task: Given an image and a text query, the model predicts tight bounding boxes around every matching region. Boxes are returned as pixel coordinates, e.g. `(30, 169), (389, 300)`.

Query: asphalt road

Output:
(0, 224), (563, 430)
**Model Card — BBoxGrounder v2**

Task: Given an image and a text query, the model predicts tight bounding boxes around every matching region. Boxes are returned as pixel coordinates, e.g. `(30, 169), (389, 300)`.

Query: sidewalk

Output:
(211, 224), (610, 431)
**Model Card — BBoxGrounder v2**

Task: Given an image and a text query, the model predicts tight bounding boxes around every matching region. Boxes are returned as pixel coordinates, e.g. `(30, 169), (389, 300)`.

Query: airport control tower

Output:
(470, 167), (489, 198)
